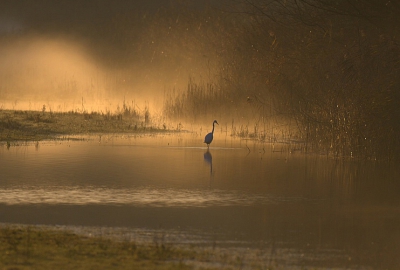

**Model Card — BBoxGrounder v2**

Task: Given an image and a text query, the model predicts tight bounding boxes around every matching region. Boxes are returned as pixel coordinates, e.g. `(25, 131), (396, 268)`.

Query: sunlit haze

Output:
(0, 1), (218, 115)
(1, 1), (400, 269)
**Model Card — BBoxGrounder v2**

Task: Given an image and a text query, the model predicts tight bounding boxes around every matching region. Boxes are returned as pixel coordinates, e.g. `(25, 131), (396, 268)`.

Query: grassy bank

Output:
(0, 225), (197, 270)
(0, 225), (282, 270)
(0, 109), (170, 143)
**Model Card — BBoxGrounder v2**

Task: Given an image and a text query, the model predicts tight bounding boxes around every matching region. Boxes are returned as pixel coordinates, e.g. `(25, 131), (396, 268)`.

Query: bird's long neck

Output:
(211, 122), (215, 134)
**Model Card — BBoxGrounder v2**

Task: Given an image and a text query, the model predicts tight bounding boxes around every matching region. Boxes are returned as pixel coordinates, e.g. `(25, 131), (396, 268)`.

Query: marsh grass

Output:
(0, 225), (289, 270)
(0, 225), (196, 270)
(0, 102), (171, 142)
(163, 75), (400, 161)
(163, 79), (297, 143)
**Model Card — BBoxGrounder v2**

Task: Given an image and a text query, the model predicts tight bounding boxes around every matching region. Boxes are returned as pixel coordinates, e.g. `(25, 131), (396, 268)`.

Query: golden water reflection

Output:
(0, 186), (304, 206)
(1, 133), (400, 269)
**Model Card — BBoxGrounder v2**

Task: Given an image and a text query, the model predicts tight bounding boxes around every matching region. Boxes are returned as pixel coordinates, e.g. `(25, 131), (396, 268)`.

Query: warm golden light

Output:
(0, 36), (166, 113)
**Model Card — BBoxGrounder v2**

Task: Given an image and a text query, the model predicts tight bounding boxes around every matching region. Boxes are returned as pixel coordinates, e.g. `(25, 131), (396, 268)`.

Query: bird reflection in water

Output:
(204, 150), (212, 174)
(203, 150), (213, 188)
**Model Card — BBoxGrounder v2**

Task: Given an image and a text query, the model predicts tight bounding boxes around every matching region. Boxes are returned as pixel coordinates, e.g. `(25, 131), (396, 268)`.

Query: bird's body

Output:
(204, 120), (218, 147)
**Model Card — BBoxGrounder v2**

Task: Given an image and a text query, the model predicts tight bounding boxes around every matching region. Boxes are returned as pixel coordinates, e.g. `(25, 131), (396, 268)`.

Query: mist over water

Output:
(2, 1), (400, 139)
(0, 34), (185, 113)
(1, 1), (400, 268)
(0, 1), (221, 114)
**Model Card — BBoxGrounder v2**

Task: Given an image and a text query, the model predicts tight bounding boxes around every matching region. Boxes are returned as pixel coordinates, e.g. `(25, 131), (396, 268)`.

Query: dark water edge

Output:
(1, 134), (400, 269)
(1, 203), (399, 269)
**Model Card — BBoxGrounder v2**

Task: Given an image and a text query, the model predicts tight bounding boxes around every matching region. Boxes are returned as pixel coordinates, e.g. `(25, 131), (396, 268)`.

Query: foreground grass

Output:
(0, 226), (202, 270)
(0, 110), (169, 142)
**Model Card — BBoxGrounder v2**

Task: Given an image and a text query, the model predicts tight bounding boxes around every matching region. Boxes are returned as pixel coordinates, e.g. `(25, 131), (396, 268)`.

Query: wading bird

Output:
(204, 120), (218, 148)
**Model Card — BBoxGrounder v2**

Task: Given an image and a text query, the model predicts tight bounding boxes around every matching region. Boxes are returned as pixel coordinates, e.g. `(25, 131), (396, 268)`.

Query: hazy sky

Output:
(0, 0), (228, 111)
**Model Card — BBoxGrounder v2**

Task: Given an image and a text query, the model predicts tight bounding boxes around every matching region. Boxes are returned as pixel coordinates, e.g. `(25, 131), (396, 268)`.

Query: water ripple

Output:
(0, 186), (303, 207)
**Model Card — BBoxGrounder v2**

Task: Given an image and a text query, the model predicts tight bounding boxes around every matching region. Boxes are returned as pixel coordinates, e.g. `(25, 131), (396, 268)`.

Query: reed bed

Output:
(0, 100), (171, 143)
(162, 74), (399, 161)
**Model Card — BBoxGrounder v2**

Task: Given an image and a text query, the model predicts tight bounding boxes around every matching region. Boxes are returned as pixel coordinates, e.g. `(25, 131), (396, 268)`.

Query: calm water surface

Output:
(1, 133), (400, 269)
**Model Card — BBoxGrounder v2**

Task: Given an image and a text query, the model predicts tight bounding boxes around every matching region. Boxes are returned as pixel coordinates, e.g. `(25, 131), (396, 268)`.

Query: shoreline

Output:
(0, 109), (174, 143)
(0, 222), (285, 270)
